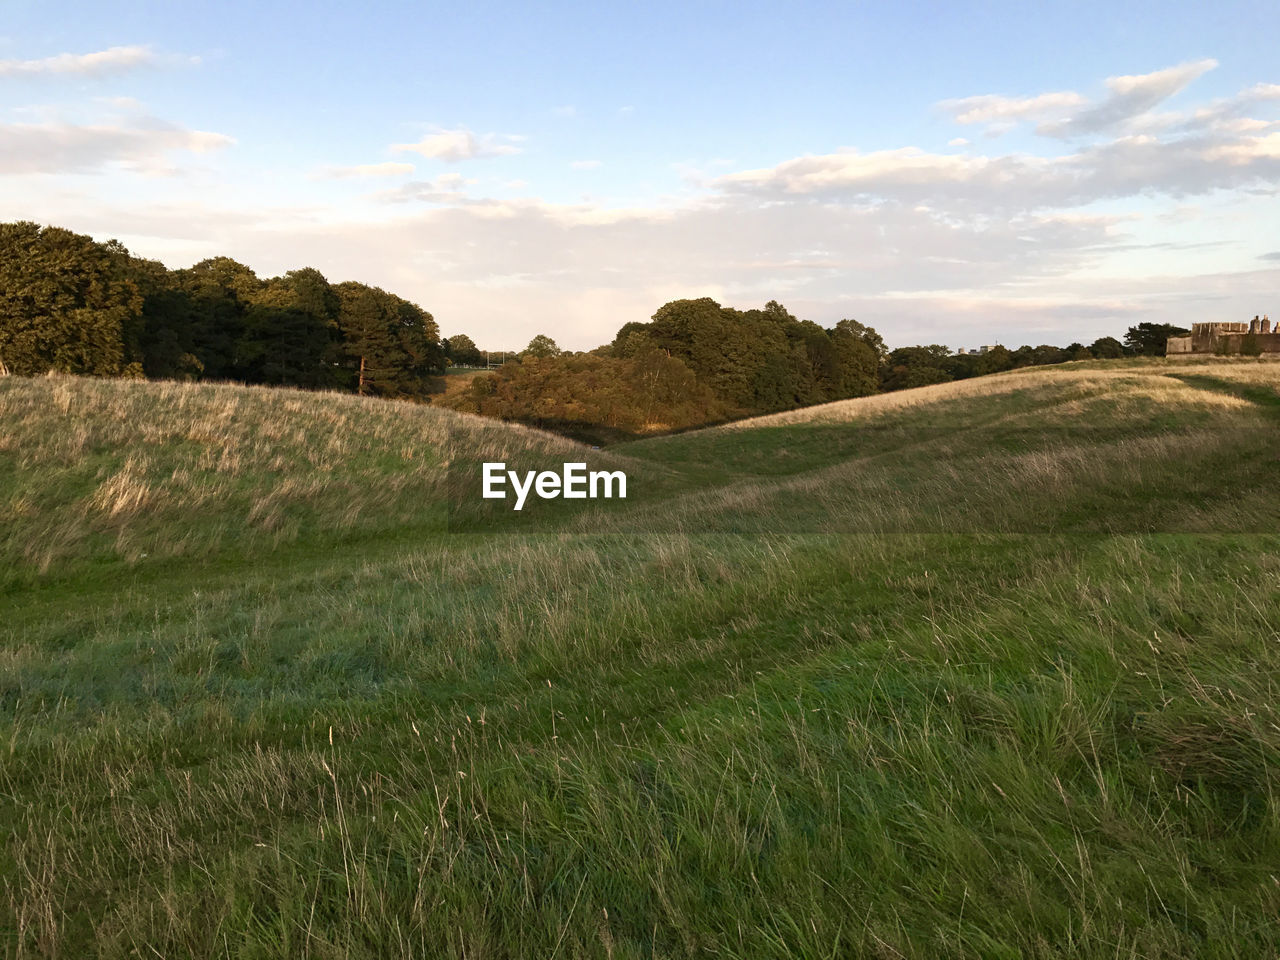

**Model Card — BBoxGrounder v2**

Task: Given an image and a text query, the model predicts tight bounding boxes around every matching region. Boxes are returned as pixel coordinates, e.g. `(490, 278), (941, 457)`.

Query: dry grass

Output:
(719, 357), (1280, 430)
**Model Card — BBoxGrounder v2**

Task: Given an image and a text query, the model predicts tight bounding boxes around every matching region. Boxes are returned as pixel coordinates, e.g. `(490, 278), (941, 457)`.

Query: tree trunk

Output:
(357, 355), (366, 395)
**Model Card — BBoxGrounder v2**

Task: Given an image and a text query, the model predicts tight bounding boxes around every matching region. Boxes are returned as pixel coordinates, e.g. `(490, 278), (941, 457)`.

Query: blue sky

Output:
(1, 0), (1277, 349)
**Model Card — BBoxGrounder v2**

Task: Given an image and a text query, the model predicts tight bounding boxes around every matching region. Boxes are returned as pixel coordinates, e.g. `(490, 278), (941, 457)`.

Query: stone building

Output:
(1166, 316), (1280, 355)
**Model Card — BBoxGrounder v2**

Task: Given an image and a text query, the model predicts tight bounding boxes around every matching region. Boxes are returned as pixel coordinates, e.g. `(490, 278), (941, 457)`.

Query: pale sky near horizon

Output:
(1, 0), (1277, 351)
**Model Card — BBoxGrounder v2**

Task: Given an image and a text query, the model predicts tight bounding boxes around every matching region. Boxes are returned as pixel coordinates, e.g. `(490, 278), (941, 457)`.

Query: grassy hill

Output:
(2, 358), (1279, 958)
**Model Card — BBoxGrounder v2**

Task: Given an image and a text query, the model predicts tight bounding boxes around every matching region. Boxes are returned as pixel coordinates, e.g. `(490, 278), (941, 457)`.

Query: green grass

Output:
(3, 358), (1280, 958)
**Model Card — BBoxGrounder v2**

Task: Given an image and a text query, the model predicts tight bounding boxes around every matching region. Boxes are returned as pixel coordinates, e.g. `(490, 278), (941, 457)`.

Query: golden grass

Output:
(718, 357), (1280, 430)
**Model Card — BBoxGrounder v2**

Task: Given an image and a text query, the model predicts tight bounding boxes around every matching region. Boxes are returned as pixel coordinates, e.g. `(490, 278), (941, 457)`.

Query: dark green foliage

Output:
(883, 344), (954, 391)
(444, 348), (723, 439)
(237, 268), (341, 387)
(444, 333), (484, 366)
(833, 317), (888, 364)
(1065, 341), (1092, 361)
(170, 258), (259, 379)
(0, 221), (143, 376)
(829, 322), (881, 396)
(627, 297), (882, 417)
(976, 344), (1014, 375)
(1090, 336), (1126, 358)
(335, 282), (444, 399)
(0, 221), (445, 398)
(1031, 343), (1069, 365)
(1125, 322), (1189, 356)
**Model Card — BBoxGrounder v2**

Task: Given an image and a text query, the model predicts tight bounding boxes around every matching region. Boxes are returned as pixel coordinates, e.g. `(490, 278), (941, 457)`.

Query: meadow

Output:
(2, 357), (1279, 958)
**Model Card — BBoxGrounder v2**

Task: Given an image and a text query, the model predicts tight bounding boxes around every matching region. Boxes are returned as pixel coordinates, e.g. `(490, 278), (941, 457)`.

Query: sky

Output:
(1, 0), (1277, 351)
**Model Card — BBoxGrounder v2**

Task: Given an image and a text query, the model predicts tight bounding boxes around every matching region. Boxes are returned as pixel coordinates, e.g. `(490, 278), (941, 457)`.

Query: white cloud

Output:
(0, 45), (160, 78)
(948, 137), (970, 147)
(570, 159), (602, 169)
(25, 173), (1278, 352)
(390, 127), (522, 162)
(941, 60), (1226, 140)
(1040, 58), (1218, 137)
(1206, 131), (1280, 163)
(0, 118), (233, 175)
(712, 120), (1280, 212)
(312, 161), (415, 180)
(941, 90), (1085, 125)
(376, 172), (476, 203)
(9, 59), (1279, 352)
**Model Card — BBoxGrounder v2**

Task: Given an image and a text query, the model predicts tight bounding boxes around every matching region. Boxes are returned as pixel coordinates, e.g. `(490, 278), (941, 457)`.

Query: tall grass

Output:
(2, 358), (1279, 957)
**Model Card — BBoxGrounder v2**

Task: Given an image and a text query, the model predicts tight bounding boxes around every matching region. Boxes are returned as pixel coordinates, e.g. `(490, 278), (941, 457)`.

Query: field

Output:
(3, 357), (1280, 958)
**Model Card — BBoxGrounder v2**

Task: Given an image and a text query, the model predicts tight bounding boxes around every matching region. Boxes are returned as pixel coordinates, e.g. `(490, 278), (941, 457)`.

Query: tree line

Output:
(442, 304), (1189, 440)
(2, 220), (1191, 441)
(439, 299), (887, 441)
(877, 323), (1186, 391)
(0, 222), (444, 397)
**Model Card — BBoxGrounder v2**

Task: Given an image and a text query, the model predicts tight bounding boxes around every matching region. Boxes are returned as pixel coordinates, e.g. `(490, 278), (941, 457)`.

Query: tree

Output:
(829, 323), (881, 397)
(1065, 342), (1092, 361)
(522, 334), (562, 359)
(0, 221), (144, 376)
(237, 268), (341, 387)
(445, 333), (483, 366)
(1031, 344), (1068, 366)
(1089, 336), (1126, 359)
(439, 349), (721, 441)
(333, 282), (444, 399)
(832, 318), (888, 365)
(1124, 322), (1188, 357)
(334, 282), (399, 395)
(171, 257), (260, 379)
(388, 294), (445, 397)
(974, 344), (1013, 375)
(881, 344), (953, 392)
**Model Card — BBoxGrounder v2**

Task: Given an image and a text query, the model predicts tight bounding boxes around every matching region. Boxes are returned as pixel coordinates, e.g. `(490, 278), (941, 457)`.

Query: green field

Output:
(3, 357), (1280, 958)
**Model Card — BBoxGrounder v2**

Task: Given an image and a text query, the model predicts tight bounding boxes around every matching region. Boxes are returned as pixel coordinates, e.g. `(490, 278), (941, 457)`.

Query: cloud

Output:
(0, 117), (233, 175)
(715, 147), (1043, 205)
(390, 127), (522, 162)
(0, 45), (162, 78)
(712, 121), (1280, 212)
(941, 91), (1085, 125)
(11, 59), (1278, 353)
(312, 161), (415, 180)
(570, 159), (602, 169)
(1147, 81), (1280, 137)
(376, 172), (476, 203)
(1040, 59), (1218, 137)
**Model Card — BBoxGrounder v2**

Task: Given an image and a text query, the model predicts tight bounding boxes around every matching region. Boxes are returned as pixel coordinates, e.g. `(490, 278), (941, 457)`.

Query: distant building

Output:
(1166, 316), (1279, 355)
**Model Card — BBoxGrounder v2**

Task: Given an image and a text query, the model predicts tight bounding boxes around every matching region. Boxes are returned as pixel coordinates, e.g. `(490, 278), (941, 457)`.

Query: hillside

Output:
(3, 357), (1280, 958)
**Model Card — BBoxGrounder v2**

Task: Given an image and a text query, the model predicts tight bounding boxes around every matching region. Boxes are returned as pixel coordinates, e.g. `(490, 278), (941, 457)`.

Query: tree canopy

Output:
(522, 334), (562, 360)
(1124, 322), (1188, 357)
(444, 333), (484, 366)
(0, 221), (445, 398)
(0, 222), (144, 377)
